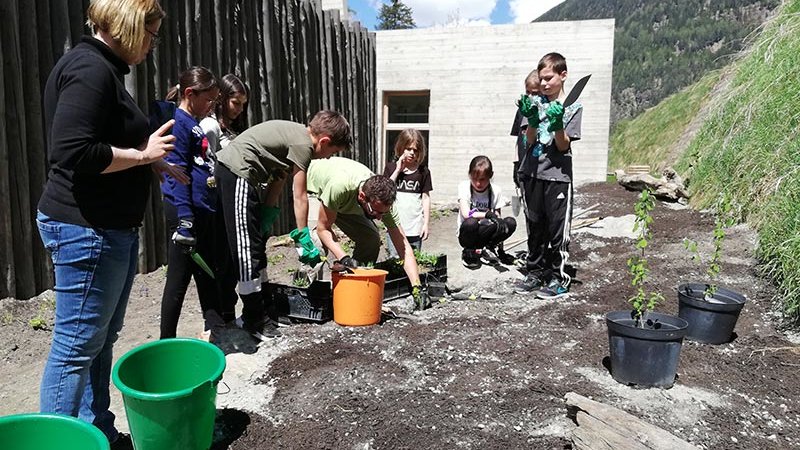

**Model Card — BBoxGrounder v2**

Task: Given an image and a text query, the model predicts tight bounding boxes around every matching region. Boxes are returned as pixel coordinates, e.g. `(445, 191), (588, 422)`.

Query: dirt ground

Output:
(2, 182), (800, 449)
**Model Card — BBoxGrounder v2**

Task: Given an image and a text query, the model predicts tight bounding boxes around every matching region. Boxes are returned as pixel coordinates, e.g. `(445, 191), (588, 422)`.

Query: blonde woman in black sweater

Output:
(36, 1), (185, 449)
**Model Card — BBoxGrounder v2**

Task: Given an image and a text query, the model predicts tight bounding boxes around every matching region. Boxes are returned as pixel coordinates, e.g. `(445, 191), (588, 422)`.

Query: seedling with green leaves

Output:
(627, 189), (664, 326)
(413, 250), (439, 268)
(682, 196), (735, 297)
(291, 275), (310, 288)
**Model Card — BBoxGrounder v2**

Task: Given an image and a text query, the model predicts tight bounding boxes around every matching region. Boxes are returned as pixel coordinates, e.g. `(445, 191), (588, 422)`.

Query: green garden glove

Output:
(412, 284), (431, 311)
(290, 227), (322, 265)
(259, 205), (280, 236)
(546, 101), (564, 132)
(516, 94), (539, 128)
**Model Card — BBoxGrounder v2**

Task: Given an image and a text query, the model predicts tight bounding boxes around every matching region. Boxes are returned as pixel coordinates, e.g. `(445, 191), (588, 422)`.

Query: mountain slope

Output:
(607, 0), (800, 323)
(536, 0), (779, 125)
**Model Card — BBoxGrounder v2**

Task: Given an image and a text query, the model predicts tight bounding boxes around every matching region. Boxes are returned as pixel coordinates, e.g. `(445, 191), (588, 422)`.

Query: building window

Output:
(382, 91), (430, 166)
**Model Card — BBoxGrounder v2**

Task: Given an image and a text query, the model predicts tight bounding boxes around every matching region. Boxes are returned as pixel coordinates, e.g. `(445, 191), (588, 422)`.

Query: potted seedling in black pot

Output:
(679, 197), (746, 344)
(606, 189), (689, 388)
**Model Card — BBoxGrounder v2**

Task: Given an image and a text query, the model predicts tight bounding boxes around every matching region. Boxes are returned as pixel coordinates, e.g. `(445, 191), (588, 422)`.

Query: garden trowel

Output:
(189, 250), (215, 279)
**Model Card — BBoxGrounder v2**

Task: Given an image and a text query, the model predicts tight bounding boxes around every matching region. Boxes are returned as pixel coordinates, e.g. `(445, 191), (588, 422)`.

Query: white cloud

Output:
(509, 0), (566, 24)
(403, 0), (498, 27)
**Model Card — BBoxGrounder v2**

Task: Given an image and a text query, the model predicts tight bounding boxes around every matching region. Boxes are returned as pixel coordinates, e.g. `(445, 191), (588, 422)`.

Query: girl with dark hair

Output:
(159, 66), (224, 340)
(201, 73), (249, 157)
(457, 155), (517, 269)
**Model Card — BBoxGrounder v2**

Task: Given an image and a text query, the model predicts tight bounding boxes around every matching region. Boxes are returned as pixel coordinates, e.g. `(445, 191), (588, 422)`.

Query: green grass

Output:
(609, 71), (719, 173)
(675, 2), (800, 322)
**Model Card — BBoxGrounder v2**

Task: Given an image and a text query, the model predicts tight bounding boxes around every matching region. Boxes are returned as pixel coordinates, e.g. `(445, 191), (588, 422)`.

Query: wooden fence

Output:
(0, 0), (377, 300)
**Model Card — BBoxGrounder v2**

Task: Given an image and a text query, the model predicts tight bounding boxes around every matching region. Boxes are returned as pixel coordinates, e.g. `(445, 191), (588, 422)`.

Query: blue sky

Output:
(348, 0), (566, 30)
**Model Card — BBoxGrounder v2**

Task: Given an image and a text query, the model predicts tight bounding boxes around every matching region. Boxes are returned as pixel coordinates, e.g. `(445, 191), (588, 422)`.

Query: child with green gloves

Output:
(513, 52), (583, 300)
(214, 111), (351, 341)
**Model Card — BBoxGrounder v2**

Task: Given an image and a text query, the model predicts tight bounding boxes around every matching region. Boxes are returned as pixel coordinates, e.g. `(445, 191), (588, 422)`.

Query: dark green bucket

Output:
(112, 338), (226, 450)
(0, 413), (110, 449)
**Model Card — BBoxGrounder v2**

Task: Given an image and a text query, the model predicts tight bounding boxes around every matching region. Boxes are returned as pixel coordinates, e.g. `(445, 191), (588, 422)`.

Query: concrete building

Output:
(320, 0), (348, 13)
(375, 20), (615, 204)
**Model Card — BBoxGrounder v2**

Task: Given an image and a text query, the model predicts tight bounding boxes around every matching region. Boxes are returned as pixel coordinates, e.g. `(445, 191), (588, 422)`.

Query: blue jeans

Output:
(36, 211), (139, 442)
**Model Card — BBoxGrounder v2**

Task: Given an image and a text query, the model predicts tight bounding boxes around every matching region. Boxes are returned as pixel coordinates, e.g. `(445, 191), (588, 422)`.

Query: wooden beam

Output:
(565, 392), (697, 450)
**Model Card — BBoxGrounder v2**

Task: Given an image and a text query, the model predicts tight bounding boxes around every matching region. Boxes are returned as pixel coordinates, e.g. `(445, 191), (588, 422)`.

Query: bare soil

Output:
(2, 182), (799, 449)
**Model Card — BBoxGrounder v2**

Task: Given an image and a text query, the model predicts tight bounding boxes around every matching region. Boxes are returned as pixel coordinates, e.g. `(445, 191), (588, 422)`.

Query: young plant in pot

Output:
(679, 197), (746, 344)
(606, 189), (689, 388)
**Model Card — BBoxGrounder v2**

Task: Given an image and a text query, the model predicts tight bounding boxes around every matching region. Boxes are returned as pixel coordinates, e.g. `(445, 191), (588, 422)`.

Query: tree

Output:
(376, 0), (416, 30)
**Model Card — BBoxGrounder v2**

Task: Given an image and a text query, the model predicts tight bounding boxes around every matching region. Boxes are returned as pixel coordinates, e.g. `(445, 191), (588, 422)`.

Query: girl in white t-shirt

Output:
(382, 129), (432, 257)
(457, 155), (517, 269)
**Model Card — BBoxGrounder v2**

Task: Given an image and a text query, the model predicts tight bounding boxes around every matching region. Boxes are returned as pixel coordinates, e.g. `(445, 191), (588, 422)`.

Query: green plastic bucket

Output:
(112, 338), (226, 450)
(0, 413), (110, 449)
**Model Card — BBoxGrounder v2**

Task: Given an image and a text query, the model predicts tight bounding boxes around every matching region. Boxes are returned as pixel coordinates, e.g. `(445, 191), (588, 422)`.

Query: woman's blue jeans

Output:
(36, 211), (139, 442)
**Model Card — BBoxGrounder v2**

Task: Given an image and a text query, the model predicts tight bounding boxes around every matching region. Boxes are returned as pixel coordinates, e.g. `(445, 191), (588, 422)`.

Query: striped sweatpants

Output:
(522, 177), (573, 287)
(215, 164), (268, 328)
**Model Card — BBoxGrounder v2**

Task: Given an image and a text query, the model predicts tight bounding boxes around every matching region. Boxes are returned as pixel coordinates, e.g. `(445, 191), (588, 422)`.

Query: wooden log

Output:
(573, 411), (649, 450)
(0, 10), (13, 299)
(565, 393), (697, 450)
(19, 0), (52, 291)
(614, 170), (689, 202)
(2, 0), (37, 299)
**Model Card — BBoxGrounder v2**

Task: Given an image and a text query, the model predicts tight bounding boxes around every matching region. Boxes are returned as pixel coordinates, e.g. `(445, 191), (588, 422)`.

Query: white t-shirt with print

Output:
(456, 180), (505, 230)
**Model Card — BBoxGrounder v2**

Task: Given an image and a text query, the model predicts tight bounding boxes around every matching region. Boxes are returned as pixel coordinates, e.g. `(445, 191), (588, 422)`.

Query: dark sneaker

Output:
(497, 247), (516, 265)
(481, 247), (500, 265)
(515, 274), (544, 294)
(462, 249), (481, 269)
(245, 321), (282, 341)
(110, 433), (134, 450)
(537, 279), (569, 299)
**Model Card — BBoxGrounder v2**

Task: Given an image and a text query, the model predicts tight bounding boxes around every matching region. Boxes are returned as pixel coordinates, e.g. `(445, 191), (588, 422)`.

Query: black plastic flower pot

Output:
(605, 311), (689, 388)
(677, 283), (746, 344)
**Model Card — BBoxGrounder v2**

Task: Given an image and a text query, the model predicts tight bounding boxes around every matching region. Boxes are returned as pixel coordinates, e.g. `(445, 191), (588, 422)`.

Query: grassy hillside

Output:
(536, 0), (778, 125)
(676, 0), (800, 321)
(609, 71), (719, 172)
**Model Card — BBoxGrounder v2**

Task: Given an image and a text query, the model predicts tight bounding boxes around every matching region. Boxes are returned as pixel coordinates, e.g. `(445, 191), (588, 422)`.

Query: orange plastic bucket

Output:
(332, 268), (388, 326)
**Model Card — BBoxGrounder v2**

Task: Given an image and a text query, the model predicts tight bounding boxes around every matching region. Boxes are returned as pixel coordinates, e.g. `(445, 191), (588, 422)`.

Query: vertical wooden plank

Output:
(368, 30), (377, 169)
(67, 0), (85, 46)
(259, 0), (275, 122)
(0, 6), (13, 299)
(19, 0), (51, 291)
(1, 0), (36, 298)
(49, 1), (72, 61)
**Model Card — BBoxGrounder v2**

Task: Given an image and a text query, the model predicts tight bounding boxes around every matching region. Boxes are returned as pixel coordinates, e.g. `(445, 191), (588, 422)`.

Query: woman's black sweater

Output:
(39, 36), (152, 229)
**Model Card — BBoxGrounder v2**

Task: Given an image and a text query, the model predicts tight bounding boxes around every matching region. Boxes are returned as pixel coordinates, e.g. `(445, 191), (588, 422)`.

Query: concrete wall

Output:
(375, 19), (615, 204)
(320, 0), (348, 13)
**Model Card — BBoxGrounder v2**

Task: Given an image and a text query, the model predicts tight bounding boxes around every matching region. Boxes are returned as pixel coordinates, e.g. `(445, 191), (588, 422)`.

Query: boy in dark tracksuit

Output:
(515, 52), (583, 299)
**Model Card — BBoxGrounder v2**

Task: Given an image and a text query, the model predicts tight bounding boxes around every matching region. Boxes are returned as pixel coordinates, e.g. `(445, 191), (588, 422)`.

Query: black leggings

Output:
(458, 216), (517, 250)
(159, 202), (227, 338)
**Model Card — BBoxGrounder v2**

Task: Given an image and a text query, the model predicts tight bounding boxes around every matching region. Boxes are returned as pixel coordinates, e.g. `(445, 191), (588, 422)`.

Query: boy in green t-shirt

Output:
(215, 110), (351, 341)
(306, 157), (422, 293)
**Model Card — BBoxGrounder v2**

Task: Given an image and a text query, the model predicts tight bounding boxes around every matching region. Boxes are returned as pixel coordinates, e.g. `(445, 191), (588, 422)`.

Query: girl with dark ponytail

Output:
(158, 66), (225, 340)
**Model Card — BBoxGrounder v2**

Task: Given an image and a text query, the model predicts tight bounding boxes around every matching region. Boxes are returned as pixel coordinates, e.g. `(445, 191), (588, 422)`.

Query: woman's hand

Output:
(152, 160), (189, 184)
(139, 120), (176, 164)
